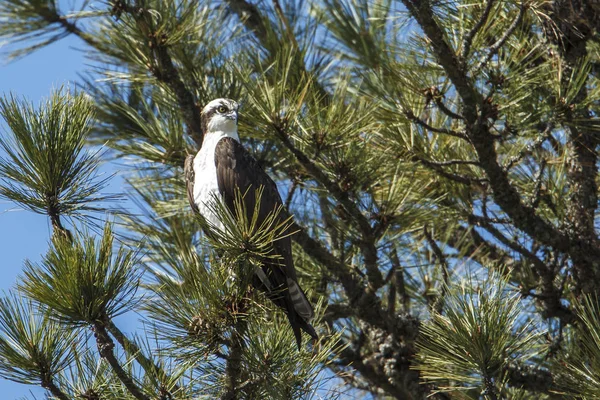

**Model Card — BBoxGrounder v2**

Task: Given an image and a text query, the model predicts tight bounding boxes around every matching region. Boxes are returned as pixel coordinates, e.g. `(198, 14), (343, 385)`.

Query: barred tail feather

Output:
(287, 278), (314, 321)
(251, 267), (318, 350)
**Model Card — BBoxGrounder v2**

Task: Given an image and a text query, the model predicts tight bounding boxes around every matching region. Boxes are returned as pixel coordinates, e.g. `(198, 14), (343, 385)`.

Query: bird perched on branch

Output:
(184, 98), (317, 349)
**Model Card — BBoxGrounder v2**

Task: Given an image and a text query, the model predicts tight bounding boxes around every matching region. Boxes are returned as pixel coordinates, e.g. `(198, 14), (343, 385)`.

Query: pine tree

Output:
(2, 0), (600, 399)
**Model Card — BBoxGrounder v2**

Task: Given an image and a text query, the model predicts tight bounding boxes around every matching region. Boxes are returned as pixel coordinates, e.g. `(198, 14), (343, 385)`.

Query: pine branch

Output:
(112, 1), (203, 147)
(469, 214), (575, 323)
(42, 379), (69, 400)
(93, 321), (149, 400)
(291, 223), (390, 330)
(401, 1), (483, 120)
(225, 0), (331, 103)
(402, 0), (600, 268)
(221, 317), (247, 400)
(469, 215), (546, 273)
(502, 123), (553, 171)
(38, 9), (97, 48)
(0, 295), (77, 395)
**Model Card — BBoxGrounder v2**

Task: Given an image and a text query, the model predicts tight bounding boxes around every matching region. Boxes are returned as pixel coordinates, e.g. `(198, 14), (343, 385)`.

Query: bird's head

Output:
(201, 98), (239, 134)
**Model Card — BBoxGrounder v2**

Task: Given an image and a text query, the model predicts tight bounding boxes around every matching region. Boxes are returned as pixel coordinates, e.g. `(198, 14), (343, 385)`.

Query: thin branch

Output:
(468, 214), (546, 272)
(39, 8), (97, 48)
(291, 222), (393, 331)
(474, 2), (526, 72)
(274, 126), (374, 241)
(224, 0), (330, 103)
(284, 180), (298, 210)
(422, 158), (480, 167)
(388, 248), (410, 313)
(503, 124), (552, 171)
(42, 379), (69, 400)
(106, 318), (180, 392)
(405, 110), (468, 140)
(414, 155), (486, 186)
(423, 226), (450, 314)
(47, 207), (73, 242)
(46, 1), (204, 147)
(529, 159), (547, 209)
(434, 97), (465, 120)
(402, 1), (569, 254)
(469, 214), (575, 323)
(401, 0), (483, 120)
(323, 304), (354, 321)
(461, 0), (495, 62)
(93, 322), (149, 400)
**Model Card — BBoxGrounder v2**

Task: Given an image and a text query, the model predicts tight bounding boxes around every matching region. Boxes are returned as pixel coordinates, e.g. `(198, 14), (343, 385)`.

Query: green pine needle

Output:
(19, 223), (142, 326)
(415, 272), (541, 396)
(0, 292), (78, 386)
(0, 88), (118, 222)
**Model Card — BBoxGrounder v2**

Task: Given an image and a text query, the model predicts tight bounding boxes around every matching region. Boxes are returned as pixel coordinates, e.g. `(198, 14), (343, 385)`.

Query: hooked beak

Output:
(225, 111), (238, 123)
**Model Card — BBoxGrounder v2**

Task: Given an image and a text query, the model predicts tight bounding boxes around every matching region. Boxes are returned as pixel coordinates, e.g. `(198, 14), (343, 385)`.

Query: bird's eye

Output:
(217, 105), (227, 113)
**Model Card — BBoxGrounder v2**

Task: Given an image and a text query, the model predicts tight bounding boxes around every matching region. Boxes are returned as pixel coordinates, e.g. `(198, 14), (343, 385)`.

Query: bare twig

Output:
(422, 159), (480, 167)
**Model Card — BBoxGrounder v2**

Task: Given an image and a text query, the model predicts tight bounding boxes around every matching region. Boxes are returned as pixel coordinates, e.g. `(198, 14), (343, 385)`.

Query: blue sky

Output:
(0, 5), (99, 397)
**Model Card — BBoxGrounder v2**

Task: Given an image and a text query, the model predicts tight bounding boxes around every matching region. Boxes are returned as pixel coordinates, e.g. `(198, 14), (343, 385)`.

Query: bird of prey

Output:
(184, 98), (318, 349)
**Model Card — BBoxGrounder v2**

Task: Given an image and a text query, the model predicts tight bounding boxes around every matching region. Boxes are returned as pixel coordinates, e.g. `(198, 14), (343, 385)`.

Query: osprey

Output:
(184, 98), (317, 349)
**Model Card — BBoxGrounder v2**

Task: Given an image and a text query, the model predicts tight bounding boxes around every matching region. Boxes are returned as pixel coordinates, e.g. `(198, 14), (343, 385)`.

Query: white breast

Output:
(193, 130), (240, 232)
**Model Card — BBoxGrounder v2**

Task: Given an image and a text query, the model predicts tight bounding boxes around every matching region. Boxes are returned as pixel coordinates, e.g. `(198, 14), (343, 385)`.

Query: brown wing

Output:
(214, 137), (316, 348)
(184, 154), (199, 214)
(214, 138), (295, 274)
